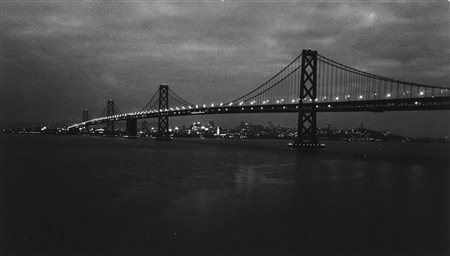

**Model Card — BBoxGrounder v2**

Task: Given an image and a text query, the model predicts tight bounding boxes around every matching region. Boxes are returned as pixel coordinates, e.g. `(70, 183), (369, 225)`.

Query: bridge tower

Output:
(156, 84), (171, 140)
(82, 109), (89, 122)
(82, 109), (90, 132)
(105, 99), (115, 136)
(291, 49), (324, 148)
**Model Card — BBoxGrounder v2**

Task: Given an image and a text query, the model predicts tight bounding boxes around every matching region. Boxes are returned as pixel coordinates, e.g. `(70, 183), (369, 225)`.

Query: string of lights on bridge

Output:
(70, 51), (450, 129)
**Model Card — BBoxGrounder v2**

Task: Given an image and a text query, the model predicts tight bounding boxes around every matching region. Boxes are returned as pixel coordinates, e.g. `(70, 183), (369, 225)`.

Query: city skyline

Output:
(4, 118), (448, 142)
(2, 1), (449, 137)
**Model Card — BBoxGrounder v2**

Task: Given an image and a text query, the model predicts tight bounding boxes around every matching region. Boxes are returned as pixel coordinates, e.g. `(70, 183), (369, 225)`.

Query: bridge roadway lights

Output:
(124, 118), (139, 139)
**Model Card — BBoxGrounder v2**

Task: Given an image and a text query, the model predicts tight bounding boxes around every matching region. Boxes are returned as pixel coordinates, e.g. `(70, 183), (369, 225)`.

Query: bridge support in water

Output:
(290, 49), (324, 149)
(105, 99), (115, 137)
(124, 118), (138, 138)
(155, 84), (171, 140)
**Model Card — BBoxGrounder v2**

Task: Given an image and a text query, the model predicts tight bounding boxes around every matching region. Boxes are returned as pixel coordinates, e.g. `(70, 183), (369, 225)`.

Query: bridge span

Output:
(69, 49), (450, 148)
(71, 97), (450, 126)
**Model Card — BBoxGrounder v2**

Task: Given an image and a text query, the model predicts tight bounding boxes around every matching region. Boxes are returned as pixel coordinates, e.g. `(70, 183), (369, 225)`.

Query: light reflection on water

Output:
(235, 163), (297, 186)
(0, 135), (448, 255)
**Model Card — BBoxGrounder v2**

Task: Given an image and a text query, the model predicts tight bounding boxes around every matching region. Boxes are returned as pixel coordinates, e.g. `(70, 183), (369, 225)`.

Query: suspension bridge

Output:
(69, 49), (450, 148)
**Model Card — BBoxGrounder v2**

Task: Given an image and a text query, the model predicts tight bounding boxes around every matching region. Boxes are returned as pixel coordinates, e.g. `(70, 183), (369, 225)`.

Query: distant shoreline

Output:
(1, 132), (448, 144)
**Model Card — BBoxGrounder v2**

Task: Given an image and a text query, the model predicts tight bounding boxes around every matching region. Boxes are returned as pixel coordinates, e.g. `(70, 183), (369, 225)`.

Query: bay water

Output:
(1, 135), (448, 255)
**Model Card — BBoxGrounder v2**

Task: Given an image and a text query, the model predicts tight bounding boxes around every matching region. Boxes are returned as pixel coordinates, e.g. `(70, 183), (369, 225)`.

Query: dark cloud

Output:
(1, 1), (449, 136)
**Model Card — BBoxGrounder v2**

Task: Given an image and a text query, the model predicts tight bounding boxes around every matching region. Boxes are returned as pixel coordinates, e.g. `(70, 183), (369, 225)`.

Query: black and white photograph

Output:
(1, 0), (449, 255)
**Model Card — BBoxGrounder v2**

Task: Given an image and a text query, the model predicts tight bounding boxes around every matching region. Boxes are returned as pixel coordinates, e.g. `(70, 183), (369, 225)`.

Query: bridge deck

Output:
(70, 97), (450, 128)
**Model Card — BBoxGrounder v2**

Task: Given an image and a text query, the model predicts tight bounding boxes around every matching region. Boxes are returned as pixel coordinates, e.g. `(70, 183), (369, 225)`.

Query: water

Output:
(0, 135), (449, 255)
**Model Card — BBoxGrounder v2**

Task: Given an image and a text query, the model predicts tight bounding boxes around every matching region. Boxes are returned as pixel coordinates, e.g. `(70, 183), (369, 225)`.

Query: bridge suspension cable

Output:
(223, 51), (449, 107)
(168, 88), (195, 107)
(140, 90), (159, 112)
(99, 105), (108, 118)
(140, 86), (196, 112)
(225, 53), (304, 106)
(91, 100), (123, 120)
(315, 54), (449, 102)
(114, 105), (124, 115)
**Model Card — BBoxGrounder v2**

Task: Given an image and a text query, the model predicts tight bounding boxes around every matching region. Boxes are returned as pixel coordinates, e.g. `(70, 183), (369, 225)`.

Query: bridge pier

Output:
(154, 84), (172, 140)
(290, 49), (324, 149)
(124, 118), (138, 138)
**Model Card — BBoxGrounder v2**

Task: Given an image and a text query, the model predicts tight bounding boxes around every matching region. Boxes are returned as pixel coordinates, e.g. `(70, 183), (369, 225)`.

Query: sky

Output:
(1, 1), (449, 137)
